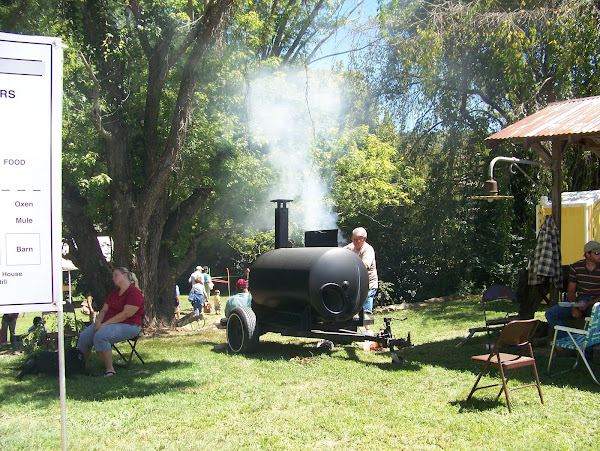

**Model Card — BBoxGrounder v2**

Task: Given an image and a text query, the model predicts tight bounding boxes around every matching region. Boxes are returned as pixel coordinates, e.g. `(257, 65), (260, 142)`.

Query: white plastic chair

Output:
(547, 303), (600, 385)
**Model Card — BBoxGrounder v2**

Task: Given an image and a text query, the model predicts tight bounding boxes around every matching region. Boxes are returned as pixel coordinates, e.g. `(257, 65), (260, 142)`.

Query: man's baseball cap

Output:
(584, 241), (600, 253)
(236, 279), (248, 290)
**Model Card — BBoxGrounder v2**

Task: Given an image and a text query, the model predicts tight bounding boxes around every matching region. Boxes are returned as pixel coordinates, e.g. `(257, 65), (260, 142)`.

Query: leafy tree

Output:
(358, 0), (600, 298)
(379, 0), (600, 126)
(58, 1), (240, 324)
(331, 125), (424, 230)
(1, 0), (362, 325)
(316, 123), (427, 299)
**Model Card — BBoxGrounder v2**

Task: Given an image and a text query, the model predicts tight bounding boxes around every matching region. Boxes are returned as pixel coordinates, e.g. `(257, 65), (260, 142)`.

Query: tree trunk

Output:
(135, 195), (172, 327)
(62, 183), (113, 305)
(63, 0), (234, 327)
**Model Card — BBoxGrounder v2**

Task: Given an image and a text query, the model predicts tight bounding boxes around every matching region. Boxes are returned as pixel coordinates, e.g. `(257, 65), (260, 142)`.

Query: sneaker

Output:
(353, 313), (371, 320)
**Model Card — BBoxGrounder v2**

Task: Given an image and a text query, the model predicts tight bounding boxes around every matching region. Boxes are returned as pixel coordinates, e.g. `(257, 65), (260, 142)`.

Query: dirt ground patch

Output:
(141, 320), (222, 339)
(374, 295), (459, 313)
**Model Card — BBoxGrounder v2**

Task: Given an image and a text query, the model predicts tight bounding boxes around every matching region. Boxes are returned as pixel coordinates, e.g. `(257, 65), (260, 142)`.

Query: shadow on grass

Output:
(0, 358), (196, 404)
(220, 335), (424, 373)
(226, 317), (600, 394)
(403, 334), (600, 393)
(374, 298), (600, 391)
(451, 398), (512, 413)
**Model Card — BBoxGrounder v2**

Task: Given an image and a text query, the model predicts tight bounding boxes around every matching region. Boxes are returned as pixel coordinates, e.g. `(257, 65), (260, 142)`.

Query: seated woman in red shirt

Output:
(76, 267), (145, 377)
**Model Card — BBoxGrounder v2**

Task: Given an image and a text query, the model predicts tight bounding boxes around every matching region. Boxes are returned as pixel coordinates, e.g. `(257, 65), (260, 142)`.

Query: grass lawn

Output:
(1, 295), (599, 450)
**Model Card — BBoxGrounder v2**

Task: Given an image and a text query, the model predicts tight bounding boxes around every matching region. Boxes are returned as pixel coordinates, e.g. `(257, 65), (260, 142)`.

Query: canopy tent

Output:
(61, 259), (77, 272)
(61, 258), (77, 303)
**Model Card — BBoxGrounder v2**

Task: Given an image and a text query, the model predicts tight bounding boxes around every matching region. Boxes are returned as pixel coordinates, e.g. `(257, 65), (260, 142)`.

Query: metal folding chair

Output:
(457, 285), (519, 347)
(112, 332), (145, 368)
(465, 319), (544, 412)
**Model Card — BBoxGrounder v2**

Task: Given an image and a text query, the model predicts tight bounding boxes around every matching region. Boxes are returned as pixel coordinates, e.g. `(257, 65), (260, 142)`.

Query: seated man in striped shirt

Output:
(545, 240), (600, 338)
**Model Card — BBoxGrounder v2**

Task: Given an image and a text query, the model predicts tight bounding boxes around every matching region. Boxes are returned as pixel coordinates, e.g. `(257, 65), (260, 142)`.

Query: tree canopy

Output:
(354, 0), (600, 296)
(2, 0), (371, 325)
(2, 0), (600, 318)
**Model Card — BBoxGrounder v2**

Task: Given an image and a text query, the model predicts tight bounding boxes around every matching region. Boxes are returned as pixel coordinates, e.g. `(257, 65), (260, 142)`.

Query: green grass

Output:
(1, 296), (600, 450)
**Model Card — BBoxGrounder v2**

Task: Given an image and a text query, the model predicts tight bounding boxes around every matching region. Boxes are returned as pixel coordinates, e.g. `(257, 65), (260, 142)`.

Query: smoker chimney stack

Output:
(271, 199), (293, 249)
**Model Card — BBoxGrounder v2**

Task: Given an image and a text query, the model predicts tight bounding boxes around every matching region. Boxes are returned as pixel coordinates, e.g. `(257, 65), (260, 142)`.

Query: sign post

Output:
(0, 32), (65, 450)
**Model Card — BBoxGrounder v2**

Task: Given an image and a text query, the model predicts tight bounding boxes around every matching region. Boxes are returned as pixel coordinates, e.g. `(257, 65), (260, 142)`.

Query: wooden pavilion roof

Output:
(485, 96), (600, 157)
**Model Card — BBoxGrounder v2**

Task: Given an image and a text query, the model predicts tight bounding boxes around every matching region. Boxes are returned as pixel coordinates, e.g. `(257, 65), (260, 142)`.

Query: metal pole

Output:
(488, 156), (550, 179)
(57, 300), (67, 451)
(226, 267), (231, 297)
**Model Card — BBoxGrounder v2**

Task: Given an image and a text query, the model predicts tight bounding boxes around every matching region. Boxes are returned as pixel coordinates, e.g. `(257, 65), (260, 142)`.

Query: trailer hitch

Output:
(378, 316), (413, 363)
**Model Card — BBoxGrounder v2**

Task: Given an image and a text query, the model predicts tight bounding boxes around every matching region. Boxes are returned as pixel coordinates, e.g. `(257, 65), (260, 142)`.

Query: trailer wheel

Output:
(227, 307), (259, 353)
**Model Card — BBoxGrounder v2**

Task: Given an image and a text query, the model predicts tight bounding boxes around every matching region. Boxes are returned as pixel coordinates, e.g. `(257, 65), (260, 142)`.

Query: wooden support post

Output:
(550, 140), (564, 305)
(551, 140), (563, 234)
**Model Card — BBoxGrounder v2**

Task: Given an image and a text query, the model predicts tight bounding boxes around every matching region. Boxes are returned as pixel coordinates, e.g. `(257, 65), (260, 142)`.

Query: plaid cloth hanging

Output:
(528, 215), (563, 288)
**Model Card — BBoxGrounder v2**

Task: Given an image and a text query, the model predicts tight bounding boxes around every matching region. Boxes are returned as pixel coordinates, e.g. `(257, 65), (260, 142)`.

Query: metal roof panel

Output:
(486, 96), (600, 142)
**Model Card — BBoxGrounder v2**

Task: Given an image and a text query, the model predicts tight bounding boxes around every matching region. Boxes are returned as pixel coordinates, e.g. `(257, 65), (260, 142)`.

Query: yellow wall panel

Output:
(536, 191), (600, 265)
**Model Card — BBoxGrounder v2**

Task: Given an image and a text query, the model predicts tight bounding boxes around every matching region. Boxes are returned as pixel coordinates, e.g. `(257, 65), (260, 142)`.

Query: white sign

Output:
(0, 32), (63, 313)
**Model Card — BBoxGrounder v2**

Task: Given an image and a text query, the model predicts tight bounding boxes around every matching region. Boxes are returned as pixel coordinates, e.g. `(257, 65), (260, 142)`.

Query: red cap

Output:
(236, 279), (248, 290)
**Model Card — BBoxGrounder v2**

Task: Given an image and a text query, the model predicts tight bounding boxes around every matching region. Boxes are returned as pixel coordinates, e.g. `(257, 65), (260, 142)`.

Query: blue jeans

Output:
(545, 296), (593, 339)
(191, 300), (204, 315)
(77, 322), (141, 353)
(364, 288), (377, 315)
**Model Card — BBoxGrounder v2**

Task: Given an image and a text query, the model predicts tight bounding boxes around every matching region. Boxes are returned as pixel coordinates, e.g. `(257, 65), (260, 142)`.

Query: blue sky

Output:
(309, 0), (381, 68)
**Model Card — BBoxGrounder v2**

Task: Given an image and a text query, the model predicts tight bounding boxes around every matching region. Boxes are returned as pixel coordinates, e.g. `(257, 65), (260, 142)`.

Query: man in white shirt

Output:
(188, 265), (203, 287)
(344, 227), (378, 320)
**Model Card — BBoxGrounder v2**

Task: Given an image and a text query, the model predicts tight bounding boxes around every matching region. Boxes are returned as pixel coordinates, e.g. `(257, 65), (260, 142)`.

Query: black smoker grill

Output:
(250, 247), (367, 323)
(225, 200), (411, 362)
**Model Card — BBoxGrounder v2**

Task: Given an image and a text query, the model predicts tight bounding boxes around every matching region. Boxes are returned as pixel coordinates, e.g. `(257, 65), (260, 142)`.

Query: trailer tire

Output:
(227, 307), (259, 353)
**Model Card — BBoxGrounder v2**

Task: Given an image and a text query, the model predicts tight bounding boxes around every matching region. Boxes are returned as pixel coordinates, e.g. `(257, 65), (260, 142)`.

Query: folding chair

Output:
(547, 303), (600, 385)
(457, 285), (519, 347)
(112, 332), (145, 368)
(465, 319), (544, 412)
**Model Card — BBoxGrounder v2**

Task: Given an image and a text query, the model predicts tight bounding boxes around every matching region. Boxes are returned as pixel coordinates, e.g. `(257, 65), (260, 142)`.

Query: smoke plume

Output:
(247, 68), (342, 234)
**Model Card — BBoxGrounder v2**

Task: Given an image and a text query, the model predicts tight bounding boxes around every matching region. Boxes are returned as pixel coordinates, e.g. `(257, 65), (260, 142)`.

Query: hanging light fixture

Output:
(470, 156), (551, 202)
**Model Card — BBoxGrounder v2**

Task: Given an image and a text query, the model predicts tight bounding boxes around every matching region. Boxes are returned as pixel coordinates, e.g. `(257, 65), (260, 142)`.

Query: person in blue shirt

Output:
(26, 316), (47, 347)
(225, 279), (252, 318)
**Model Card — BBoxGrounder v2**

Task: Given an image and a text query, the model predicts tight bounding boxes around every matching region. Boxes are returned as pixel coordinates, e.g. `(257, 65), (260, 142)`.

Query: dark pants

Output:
(545, 296), (593, 339)
(1, 315), (18, 344)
